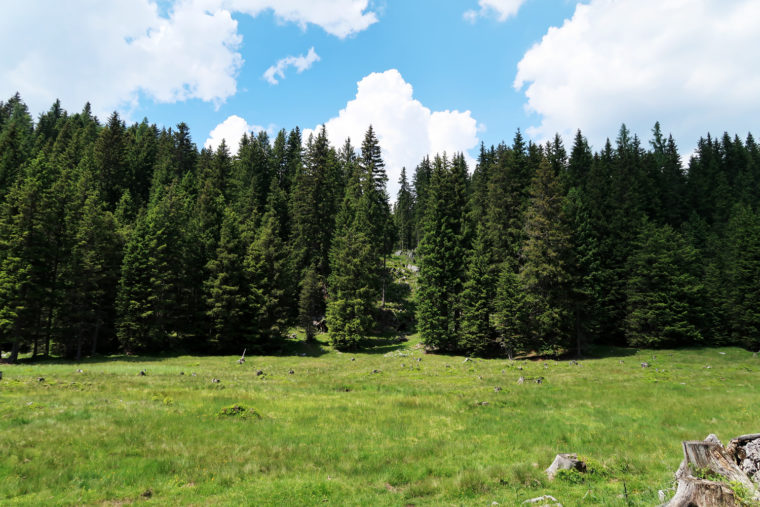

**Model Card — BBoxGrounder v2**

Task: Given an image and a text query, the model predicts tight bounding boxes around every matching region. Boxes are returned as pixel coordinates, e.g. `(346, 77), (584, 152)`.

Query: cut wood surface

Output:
(666, 435), (760, 506)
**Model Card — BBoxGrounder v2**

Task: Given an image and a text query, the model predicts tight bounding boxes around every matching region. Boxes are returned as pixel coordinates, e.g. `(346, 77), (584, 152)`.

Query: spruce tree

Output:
(246, 205), (292, 345)
(203, 207), (251, 352)
(625, 220), (704, 347)
(299, 265), (324, 342)
(326, 175), (377, 350)
(519, 158), (572, 355)
(724, 205), (760, 349)
(416, 155), (467, 352)
(493, 260), (527, 359)
(393, 167), (414, 251)
(460, 225), (495, 355)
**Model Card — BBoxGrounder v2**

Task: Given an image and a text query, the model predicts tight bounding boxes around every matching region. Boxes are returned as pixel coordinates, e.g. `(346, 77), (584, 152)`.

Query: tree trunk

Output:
(9, 339), (20, 364)
(666, 436), (760, 506)
(91, 321), (101, 356)
(381, 254), (387, 309)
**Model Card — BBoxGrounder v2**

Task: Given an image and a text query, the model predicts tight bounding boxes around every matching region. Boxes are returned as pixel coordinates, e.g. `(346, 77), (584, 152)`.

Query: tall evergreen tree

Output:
(326, 174), (378, 350)
(724, 205), (760, 349)
(460, 225), (495, 355)
(393, 167), (414, 251)
(416, 155), (467, 351)
(519, 158), (572, 354)
(625, 220), (704, 347)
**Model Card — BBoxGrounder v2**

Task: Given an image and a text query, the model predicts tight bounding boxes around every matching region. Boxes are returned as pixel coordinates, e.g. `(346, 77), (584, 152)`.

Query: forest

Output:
(1, 92), (759, 363)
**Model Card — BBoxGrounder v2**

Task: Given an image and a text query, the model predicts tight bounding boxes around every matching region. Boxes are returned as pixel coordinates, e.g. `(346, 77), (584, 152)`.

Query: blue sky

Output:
(2, 0), (760, 196)
(137, 1), (576, 148)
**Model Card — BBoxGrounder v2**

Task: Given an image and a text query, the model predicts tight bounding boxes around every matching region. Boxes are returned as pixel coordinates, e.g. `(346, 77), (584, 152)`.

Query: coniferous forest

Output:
(1, 93), (759, 363)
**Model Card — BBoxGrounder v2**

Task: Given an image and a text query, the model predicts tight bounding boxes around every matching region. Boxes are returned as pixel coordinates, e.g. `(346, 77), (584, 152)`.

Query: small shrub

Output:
(217, 404), (260, 419)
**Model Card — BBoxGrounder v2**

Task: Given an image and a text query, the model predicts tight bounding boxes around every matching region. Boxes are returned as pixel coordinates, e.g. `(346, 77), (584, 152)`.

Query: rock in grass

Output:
(545, 453), (586, 480)
(522, 494), (561, 505)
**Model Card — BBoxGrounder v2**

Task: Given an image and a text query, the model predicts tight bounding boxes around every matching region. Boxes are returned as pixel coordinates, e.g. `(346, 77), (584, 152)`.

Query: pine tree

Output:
(326, 175), (378, 350)
(393, 167), (414, 251)
(246, 205), (292, 345)
(625, 220), (704, 347)
(289, 127), (341, 279)
(724, 205), (760, 349)
(203, 207), (251, 352)
(566, 130), (593, 189)
(412, 156), (432, 247)
(416, 155), (467, 352)
(493, 260), (527, 359)
(460, 226), (495, 355)
(359, 125), (394, 258)
(0, 95), (34, 197)
(93, 112), (129, 210)
(58, 177), (121, 359)
(520, 158), (572, 355)
(117, 184), (190, 352)
(564, 188), (603, 355)
(299, 265), (324, 342)
(0, 160), (46, 362)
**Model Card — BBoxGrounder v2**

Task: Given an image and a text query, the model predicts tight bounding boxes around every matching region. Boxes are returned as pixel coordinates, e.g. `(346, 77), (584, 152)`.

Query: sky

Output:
(2, 0), (760, 198)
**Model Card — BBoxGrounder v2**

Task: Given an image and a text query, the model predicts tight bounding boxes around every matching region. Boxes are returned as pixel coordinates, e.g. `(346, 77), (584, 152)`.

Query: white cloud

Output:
(263, 47), (320, 85)
(464, 0), (527, 22)
(205, 114), (265, 153)
(0, 0), (377, 117)
(226, 0), (378, 39)
(310, 69), (480, 199)
(514, 0), (760, 152)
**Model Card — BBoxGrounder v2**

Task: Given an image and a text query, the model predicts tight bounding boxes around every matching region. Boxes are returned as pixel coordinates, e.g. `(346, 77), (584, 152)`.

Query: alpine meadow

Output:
(2, 0), (760, 505)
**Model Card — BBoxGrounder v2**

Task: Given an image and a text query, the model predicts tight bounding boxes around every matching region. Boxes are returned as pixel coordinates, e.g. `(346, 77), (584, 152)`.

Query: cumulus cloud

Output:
(205, 114), (265, 153)
(310, 69), (480, 199)
(227, 0), (378, 39)
(464, 0), (527, 22)
(0, 0), (377, 117)
(263, 47), (320, 85)
(514, 0), (760, 152)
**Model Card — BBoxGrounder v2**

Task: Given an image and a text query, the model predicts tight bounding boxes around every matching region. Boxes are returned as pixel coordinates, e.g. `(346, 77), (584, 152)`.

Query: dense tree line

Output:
(411, 124), (760, 357)
(0, 93), (758, 362)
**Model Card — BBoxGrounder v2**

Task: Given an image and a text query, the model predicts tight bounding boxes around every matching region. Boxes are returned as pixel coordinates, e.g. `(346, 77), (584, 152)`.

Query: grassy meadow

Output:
(1, 338), (759, 506)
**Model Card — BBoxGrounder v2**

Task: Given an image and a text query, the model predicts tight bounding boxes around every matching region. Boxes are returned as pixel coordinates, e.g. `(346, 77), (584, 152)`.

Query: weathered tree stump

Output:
(666, 434), (760, 506)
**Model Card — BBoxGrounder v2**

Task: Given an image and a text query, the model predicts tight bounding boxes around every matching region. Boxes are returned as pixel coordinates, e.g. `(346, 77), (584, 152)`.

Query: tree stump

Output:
(666, 435), (760, 506)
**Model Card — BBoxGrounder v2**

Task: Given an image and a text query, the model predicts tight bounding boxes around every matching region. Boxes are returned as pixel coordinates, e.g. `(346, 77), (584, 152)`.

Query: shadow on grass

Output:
(13, 334), (332, 365)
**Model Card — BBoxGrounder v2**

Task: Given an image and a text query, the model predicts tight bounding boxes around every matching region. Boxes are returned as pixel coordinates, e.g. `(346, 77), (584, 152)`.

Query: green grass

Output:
(1, 340), (759, 506)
